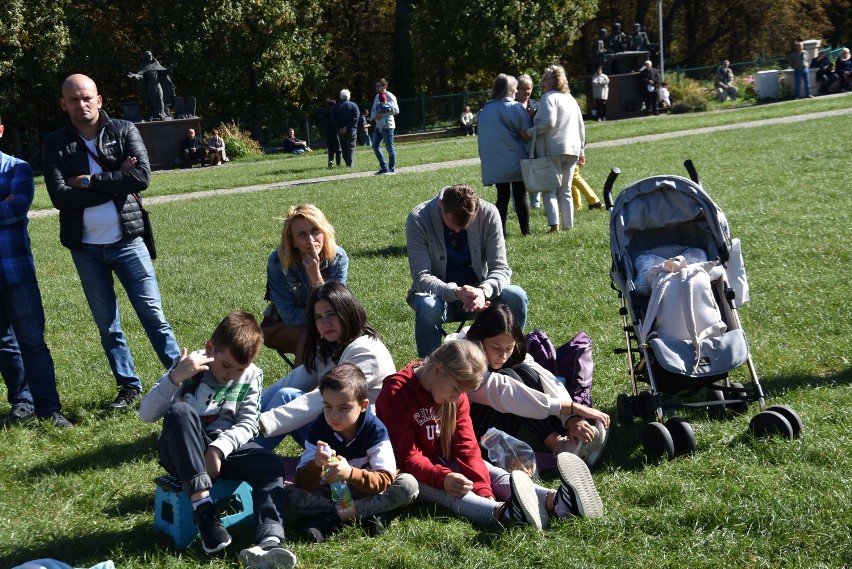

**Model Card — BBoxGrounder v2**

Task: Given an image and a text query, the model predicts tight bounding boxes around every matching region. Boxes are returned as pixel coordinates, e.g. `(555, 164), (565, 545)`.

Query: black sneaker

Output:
(47, 412), (74, 428)
(7, 403), (34, 424)
(110, 386), (141, 410)
(362, 512), (388, 537)
(193, 501), (232, 553)
(499, 470), (547, 530)
(554, 453), (603, 519)
(305, 513), (341, 543)
(588, 202), (604, 210)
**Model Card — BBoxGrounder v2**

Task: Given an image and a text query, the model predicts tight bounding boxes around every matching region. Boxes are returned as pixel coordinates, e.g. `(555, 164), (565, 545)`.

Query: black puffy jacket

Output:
(42, 110), (151, 250)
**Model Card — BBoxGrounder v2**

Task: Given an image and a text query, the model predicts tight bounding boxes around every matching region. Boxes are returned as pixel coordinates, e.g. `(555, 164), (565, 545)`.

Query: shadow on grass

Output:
(597, 367), (852, 470)
(26, 431), (159, 479)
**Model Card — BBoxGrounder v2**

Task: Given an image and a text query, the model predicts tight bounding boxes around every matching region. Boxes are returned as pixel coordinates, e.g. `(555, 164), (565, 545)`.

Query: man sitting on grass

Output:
(139, 311), (296, 568)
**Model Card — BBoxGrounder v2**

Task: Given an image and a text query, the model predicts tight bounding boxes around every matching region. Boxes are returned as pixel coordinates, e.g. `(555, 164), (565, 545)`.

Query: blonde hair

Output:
(544, 64), (570, 93)
(278, 204), (337, 269)
(517, 74), (534, 89)
(420, 340), (486, 459)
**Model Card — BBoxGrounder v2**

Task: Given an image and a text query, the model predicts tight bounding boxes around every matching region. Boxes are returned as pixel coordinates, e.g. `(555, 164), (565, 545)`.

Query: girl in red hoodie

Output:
(376, 340), (602, 529)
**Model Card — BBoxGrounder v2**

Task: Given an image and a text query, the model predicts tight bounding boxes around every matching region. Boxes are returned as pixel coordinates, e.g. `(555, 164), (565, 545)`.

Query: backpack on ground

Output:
(525, 329), (557, 374)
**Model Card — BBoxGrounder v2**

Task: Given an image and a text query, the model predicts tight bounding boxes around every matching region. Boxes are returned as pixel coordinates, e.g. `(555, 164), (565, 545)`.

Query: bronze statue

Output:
(630, 23), (650, 52)
(608, 23), (628, 53)
(127, 51), (175, 121)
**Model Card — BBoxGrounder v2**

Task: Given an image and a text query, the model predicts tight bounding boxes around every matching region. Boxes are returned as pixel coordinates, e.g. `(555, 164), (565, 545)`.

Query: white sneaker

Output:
(583, 420), (609, 468)
(500, 470), (548, 530)
(554, 453), (603, 519)
(239, 545), (297, 569)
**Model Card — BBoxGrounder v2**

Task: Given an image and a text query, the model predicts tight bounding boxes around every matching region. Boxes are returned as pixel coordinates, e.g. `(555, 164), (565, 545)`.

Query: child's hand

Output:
(314, 440), (335, 468)
(205, 446), (223, 478)
(443, 472), (473, 498)
(571, 402), (610, 429)
(566, 415), (597, 444)
(323, 455), (352, 483)
(168, 347), (214, 385)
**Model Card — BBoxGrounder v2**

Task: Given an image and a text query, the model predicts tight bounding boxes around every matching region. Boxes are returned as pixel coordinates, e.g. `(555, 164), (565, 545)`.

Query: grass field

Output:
(3, 97), (851, 568)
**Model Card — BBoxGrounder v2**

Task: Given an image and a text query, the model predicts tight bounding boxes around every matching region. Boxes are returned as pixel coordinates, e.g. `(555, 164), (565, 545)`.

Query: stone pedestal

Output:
(587, 72), (645, 119)
(755, 70), (780, 99)
(135, 117), (202, 170)
(781, 68), (818, 97)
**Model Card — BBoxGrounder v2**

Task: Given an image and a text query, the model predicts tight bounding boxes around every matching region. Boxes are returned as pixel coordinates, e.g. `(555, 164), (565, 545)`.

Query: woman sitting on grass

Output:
(376, 339), (603, 530)
(460, 304), (609, 467)
(262, 204), (348, 367)
(257, 282), (395, 450)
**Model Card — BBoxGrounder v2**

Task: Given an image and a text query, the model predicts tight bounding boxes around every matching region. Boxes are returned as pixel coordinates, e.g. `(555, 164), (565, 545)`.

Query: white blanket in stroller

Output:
(640, 256), (727, 372)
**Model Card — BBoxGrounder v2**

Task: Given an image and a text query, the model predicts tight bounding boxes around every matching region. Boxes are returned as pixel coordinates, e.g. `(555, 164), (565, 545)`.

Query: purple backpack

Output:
(526, 329), (557, 374)
(556, 332), (594, 407)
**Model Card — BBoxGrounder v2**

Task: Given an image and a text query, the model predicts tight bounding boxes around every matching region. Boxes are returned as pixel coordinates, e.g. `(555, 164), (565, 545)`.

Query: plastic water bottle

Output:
(319, 443), (354, 514)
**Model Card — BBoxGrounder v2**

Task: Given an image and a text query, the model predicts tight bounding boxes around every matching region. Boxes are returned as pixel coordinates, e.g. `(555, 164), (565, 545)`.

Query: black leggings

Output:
(495, 181), (530, 236)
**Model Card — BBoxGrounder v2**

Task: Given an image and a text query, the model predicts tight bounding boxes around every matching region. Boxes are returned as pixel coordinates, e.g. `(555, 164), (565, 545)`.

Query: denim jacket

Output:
(266, 246), (349, 326)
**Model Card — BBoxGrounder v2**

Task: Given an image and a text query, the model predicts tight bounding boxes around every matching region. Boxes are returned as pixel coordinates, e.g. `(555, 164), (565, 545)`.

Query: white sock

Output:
(258, 536), (281, 550)
(191, 496), (212, 510)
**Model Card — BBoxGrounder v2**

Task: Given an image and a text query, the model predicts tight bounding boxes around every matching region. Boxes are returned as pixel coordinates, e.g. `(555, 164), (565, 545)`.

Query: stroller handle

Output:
(684, 159), (701, 186)
(603, 167), (621, 210)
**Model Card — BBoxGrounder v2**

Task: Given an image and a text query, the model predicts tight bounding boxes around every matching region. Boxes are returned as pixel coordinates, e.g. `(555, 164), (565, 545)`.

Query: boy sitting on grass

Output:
(285, 362), (418, 542)
(139, 311), (296, 569)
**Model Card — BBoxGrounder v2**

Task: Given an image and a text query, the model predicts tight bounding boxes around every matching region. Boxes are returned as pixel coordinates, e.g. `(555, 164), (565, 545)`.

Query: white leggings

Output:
(416, 460), (551, 526)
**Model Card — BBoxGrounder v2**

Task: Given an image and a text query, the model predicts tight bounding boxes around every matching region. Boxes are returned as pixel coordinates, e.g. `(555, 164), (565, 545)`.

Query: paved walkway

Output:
(30, 106), (852, 219)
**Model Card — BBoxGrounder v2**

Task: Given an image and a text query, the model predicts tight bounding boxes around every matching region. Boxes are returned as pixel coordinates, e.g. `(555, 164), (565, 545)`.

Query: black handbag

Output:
(133, 193), (157, 260)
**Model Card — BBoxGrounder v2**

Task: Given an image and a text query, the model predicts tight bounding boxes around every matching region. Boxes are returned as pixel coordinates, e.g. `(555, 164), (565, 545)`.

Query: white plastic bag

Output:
(480, 427), (538, 480)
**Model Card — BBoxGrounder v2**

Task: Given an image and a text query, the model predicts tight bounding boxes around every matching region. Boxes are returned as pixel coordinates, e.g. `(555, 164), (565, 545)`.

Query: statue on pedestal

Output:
(127, 51), (175, 121)
(608, 23), (628, 53)
(630, 23), (650, 52)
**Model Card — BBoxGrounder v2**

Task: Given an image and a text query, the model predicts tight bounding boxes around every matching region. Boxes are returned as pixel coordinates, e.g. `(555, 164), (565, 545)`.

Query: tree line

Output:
(2, 0), (848, 161)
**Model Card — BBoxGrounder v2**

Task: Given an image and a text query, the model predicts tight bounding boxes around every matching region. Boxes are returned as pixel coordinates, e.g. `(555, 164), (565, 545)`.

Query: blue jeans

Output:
(255, 386), (310, 450)
(69, 237), (179, 391)
(0, 279), (62, 417)
(371, 128), (396, 172)
(794, 68), (812, 98)
(412, 285), (529, 357)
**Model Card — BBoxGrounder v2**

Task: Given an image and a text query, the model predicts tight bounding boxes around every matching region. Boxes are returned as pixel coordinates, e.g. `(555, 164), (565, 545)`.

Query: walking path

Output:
(29, 107), (852, 219)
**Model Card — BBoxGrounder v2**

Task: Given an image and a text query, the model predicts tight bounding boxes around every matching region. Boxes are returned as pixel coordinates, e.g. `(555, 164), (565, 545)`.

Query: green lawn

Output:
(3, 98), (851, 569)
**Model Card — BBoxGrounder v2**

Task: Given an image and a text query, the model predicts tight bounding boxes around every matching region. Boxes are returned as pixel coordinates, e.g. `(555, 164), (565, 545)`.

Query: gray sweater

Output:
(405, 189), (512, 305)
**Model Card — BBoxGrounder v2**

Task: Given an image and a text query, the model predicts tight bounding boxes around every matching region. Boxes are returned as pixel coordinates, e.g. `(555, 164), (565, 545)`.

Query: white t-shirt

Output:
(81, 138), (122, 245)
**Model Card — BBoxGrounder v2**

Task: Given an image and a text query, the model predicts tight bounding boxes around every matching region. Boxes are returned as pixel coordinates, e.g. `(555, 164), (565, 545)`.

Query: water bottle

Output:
(319, 443), (354, 515)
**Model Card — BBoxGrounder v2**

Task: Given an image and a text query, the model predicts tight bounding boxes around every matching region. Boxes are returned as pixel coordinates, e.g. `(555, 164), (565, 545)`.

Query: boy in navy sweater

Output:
(286, 363), (418, 542)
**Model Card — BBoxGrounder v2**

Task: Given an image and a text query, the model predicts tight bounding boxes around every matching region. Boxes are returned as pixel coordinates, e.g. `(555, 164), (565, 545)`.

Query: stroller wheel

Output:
(639, 390), (656, 422)
(749, 410), (794, 440)
(642, 421), (675, 461)
(728, 382), (749, 414)
(765, 405), (803, 437)
(708, 389), (727, 420)
(617, 393), (634, 425)
(665, 417), (696, 456)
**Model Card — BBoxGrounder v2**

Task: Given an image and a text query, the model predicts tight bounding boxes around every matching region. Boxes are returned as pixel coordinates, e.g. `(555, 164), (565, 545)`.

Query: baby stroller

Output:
(603, 161), (802, 460)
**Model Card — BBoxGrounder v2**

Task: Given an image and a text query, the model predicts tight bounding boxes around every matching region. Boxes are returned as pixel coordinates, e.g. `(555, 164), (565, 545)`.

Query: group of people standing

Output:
(477, 65), (603, 237)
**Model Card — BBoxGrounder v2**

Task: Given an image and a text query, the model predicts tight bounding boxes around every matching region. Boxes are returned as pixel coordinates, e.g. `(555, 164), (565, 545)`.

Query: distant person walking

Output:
(369, 78), (399, 175)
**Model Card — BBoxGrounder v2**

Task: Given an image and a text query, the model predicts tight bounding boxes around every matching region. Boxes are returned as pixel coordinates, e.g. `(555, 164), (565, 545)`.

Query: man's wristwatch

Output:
(80, 175), (92, 188)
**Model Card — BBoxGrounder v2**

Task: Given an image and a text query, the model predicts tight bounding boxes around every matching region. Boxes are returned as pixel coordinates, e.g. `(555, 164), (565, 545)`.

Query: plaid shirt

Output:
(0, 151), (37, 286)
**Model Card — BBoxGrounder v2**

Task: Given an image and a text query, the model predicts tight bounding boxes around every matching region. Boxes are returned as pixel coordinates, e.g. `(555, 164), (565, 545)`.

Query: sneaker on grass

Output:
(110, 386), (141, 410)
(193, 501), (232, 554)
(238, 542), (297, 569)
(7, 403), (34, 424)
(305, 513), (341, 543)
(582, 420), (608, 468)
(498, 470), (547, 530)
(553, 453), (603, 519)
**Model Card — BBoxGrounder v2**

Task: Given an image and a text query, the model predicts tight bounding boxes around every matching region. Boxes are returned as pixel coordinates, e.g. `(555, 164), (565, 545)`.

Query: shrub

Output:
(669, 79), (710, 113)
(218, 121), (263, 160)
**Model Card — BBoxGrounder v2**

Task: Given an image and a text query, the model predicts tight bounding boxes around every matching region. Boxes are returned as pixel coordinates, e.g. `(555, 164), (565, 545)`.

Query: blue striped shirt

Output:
(0, 151), (37, 285)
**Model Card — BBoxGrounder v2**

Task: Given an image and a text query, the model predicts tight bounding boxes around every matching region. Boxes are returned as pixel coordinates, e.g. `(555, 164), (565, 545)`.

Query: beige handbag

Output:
(520, 129), (562, 193)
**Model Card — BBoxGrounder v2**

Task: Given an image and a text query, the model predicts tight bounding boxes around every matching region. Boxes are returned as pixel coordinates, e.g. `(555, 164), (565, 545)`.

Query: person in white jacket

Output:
(453, 304), (609, 466)
(257, 282), (396, 450)
(522, 64), (586, 232)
